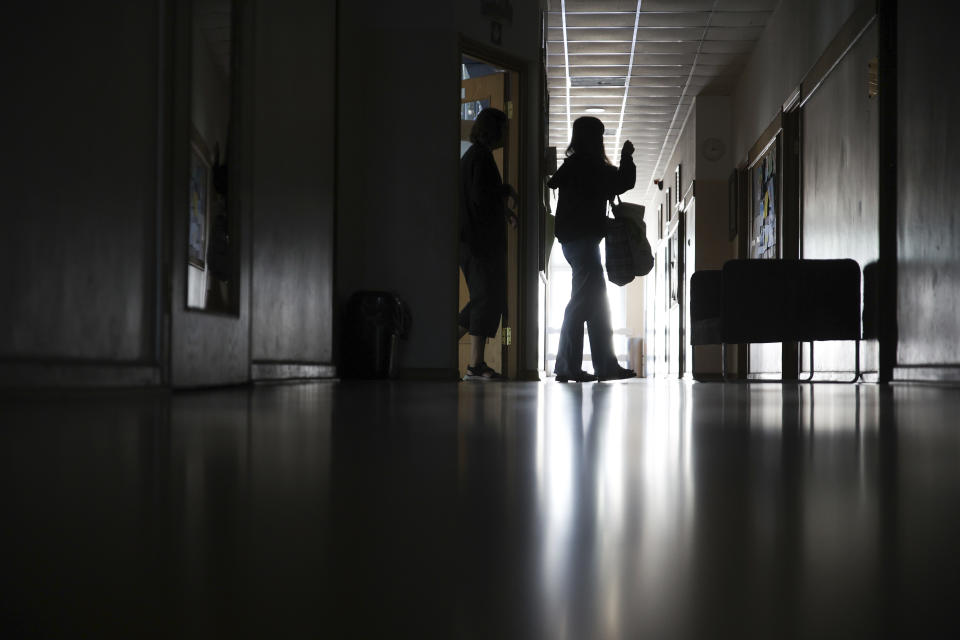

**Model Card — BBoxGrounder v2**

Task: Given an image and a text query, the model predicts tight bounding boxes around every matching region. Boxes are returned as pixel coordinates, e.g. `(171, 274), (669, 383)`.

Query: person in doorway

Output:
(548, 116), (636, 382)
(458, 107), (519, 381)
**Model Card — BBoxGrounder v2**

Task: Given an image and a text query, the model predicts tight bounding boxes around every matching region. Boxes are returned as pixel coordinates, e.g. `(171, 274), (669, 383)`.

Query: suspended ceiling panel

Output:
(546, 0), (778, 198)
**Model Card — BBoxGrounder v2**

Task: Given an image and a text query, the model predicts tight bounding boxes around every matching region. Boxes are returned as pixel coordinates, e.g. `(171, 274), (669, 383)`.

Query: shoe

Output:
(555, 370), (598, 383)
(597, 366), (635, 382)
(463, 362), (504, 381)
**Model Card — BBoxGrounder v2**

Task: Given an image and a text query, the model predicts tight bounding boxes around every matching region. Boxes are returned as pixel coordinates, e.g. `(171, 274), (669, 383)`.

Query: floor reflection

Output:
(2, 381), (960, 637)
(533, 383), (698, 638)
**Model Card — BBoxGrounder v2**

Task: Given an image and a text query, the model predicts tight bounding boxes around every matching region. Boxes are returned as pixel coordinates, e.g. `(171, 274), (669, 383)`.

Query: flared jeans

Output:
(555, 238), (619, 376)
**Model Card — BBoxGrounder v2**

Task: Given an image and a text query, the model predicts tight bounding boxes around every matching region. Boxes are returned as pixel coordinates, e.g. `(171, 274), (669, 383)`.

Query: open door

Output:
(458, 52), (522, 379)
(682, 197), (695, 377)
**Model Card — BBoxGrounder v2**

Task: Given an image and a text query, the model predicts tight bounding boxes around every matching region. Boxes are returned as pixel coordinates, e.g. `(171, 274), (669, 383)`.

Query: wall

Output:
(642, 107), (696, 377)
(896, 0), (960, 380)
(626, 0), (960, 383)
(0, 2), (163, 386)
(731, 0), (875, 379)
(692, 95), (735, 274)
(692, 95), (736, 375)
(644, 95), (737, 378)
(250, 0), (336, 376)
(191, 15), (230, 162)
(732, 0), (859, 164)
(0, 0), (560, 386)
(336, 1), (459, 378)
(802, 22), (879, 375)
(336, 0), (543, 378)
(1, 0), (340, 388)
(644, 105), (697, 223)
(645, 95), (736, 375)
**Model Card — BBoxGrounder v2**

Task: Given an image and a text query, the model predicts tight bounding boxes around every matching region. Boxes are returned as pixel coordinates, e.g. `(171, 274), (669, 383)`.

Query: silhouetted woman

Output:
(458, 107), (518, 380)
(548, 116), (636, 382)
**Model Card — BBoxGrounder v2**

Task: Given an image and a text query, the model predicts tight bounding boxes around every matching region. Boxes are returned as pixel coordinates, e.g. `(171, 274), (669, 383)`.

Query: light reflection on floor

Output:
(2, 381), (959, 637)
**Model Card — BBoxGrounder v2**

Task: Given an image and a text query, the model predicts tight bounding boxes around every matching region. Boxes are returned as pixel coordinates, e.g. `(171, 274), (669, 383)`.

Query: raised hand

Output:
(621, 140), (634, 157)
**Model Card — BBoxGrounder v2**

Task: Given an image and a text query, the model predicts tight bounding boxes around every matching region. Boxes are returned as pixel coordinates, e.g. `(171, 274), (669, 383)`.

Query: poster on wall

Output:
(188, 143), (210, 269)
(750, 140), (778, 259)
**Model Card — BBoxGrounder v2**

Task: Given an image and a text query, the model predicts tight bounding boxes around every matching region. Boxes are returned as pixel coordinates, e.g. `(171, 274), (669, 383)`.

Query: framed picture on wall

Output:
(748, 137), (779, 259)
(188, 141), (211, 269)
(675, 164), (682, 206)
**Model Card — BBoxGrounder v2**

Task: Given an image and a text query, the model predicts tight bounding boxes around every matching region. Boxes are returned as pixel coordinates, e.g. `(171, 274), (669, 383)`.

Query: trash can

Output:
(342, 291), (411, 379)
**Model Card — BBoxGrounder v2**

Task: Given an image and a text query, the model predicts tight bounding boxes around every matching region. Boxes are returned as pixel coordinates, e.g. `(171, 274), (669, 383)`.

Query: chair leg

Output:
(848, 339), (862, 383)
(801, 342), (815, 382)
(725, 340), (861, 384)
(804, 340), (862, 383)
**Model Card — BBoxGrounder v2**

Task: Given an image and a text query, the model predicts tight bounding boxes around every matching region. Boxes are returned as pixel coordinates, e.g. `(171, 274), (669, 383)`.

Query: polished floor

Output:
(2, 380), (960, 638)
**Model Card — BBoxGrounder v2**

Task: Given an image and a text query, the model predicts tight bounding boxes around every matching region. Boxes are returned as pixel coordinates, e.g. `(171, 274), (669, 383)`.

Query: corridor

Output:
(3, 380), (958, 638)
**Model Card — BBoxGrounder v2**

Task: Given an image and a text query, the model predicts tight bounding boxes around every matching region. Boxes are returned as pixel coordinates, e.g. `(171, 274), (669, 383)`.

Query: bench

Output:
(690, 259), (862, 382)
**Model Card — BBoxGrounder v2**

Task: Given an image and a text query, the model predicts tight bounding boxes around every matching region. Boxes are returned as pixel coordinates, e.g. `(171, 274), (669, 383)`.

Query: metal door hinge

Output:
(503, 327), (512, 346)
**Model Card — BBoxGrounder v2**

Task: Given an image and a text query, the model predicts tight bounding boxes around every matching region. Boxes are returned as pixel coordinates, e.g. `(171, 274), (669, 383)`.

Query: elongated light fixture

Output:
(613, 0), (643, 156)
(561, 0), (572, 139)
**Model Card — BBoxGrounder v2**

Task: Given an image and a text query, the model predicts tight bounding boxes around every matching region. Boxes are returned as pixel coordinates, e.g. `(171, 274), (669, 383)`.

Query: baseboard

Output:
(250, 362), (337, 381)
(398, 367), (461, 381)
(693, 373), (725, 382)
(893, 365), (960, 384)
(0, 360), (162, 389)
(518, 368), (542, 381)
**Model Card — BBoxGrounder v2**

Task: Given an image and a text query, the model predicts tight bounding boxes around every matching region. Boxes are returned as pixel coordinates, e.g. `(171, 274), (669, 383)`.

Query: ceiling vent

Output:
(570, 77), (626, 87)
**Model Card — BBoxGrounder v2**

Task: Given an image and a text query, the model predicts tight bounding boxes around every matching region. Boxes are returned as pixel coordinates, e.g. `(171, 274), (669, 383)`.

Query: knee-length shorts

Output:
(458, 243), (506, 339)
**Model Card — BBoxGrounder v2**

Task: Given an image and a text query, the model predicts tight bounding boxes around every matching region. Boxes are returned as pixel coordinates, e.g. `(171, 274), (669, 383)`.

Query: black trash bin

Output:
(342, 291), (410, 379)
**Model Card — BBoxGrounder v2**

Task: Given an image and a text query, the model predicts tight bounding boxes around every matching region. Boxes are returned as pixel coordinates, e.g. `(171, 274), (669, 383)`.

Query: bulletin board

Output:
(750, 138), (779, 259)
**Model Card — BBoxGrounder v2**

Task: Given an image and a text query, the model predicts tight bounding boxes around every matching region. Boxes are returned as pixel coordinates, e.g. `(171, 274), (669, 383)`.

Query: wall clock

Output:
(702, 137), (726, 161)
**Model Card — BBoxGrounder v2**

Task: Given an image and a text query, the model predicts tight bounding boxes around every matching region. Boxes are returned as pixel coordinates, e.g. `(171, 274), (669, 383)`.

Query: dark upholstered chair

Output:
(691, 259), (862, 382)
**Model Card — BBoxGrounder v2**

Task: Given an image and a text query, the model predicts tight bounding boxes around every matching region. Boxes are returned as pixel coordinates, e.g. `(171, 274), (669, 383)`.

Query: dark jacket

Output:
(548, 154), (636, 244)
(460, 143), (509, 258)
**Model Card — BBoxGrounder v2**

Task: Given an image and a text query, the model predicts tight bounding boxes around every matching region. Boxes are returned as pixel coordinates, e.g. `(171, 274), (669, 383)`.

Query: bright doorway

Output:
(543, 187), (643, 377)
(457, 50), (523, 379)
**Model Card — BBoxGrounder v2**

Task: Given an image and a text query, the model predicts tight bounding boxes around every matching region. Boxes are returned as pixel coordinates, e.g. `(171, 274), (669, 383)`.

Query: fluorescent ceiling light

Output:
(570, 77), (626, 87)
(561, 0), (571, 138)
(614, 0), (643, 156)
(585, 107), (606, 113)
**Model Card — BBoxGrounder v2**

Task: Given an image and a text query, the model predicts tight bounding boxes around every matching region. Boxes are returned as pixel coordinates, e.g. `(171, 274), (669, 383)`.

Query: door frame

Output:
(458, 37), (530, 380)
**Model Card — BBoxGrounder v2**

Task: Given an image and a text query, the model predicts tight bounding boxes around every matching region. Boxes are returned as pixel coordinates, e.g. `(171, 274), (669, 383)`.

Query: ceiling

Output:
(545, 0), (779, 201)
